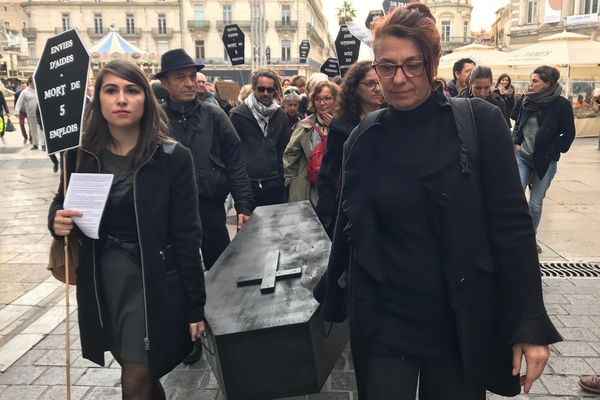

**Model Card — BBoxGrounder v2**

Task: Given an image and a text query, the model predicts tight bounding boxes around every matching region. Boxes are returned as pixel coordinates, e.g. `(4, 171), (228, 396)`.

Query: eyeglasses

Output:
(359, 79), (380, 89)
(372, 61), (427, 79)
(256, 86), (275, 93)
(314, 96), (335, 103)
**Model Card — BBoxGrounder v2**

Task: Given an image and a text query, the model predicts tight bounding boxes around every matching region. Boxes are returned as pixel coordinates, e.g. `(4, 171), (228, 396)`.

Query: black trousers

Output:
(199, 200), (230, 270)
(364, 355), (485, 400)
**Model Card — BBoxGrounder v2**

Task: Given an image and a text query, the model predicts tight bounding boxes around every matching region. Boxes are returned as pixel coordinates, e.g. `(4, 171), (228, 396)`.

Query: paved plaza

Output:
(0, 126), (599, 399)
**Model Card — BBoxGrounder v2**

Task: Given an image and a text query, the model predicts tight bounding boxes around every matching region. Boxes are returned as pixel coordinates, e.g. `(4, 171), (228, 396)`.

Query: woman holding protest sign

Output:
(48, 60), (205, 399)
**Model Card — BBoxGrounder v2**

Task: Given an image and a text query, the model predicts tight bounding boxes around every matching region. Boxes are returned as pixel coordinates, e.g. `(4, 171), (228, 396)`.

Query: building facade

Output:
(0, 2), (29, 83)
(424, 0), (474, 53)
(19, 0), (335, 82)
(493, 0), (600, 50)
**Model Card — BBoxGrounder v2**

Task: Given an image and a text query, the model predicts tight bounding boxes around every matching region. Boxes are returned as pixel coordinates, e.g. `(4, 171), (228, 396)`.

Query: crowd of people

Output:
(39, 2), (600, 399)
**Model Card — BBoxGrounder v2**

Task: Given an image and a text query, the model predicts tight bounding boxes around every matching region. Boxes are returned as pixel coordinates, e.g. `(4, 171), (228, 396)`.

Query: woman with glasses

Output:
(317, 4), (560, 399)
(283, 80), (339, 205)
(315, 61), (385, 234)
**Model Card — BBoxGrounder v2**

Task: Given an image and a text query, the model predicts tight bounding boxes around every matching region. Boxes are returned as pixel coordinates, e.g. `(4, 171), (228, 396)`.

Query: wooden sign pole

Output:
(62, 151), (71, 400)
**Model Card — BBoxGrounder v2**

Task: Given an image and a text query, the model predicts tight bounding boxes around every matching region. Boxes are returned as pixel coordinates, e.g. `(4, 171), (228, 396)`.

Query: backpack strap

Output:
(361, 108), (388, 128)
(448, 97), (479, 176)
(304, 116), (326, 139)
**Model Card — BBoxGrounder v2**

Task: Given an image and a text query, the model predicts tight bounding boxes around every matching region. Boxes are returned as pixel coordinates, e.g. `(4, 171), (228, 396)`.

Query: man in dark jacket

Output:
(230, 69), (291, 206)
(158, 48), (254, 364)
(448, 57), (476, 97)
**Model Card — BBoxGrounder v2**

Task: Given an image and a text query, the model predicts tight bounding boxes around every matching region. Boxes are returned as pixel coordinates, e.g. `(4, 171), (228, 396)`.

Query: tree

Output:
(336, 0), (357, 26)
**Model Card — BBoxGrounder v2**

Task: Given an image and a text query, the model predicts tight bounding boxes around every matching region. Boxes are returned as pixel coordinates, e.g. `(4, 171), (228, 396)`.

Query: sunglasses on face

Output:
(256, 86), (276, 93)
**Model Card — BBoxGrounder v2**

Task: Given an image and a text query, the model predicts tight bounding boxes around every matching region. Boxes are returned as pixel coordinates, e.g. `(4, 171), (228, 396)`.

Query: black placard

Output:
(34, 29), (90, 155)
(299, 40), (310, 64)
(266, 46), (271, 65)
(334, 25), (360, 77)
(383, 0), (410, 14)
(222, 24), (245, 66)
(320, 58), (340, 78)
(365, 10), (385, 29)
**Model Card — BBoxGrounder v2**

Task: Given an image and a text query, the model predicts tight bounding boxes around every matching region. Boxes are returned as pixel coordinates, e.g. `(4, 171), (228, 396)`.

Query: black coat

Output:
(512, 95), (575, 179)
(315, 116), (359, 230)
(229, 102), (291, 186)
(0, 91), (8, 115)
(493, 87), (516, 126)
(163, 98), (254, 215)
(48, 142), (205, 380)
(319, 96), (561, 397)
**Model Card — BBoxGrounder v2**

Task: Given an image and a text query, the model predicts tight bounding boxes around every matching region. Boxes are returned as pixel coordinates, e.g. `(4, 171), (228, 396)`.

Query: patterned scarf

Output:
(523, 84), (562, 112)
(245, 94), (280, 137)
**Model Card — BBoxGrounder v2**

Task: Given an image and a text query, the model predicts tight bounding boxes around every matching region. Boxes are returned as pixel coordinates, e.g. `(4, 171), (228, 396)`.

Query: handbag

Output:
(5, 117), (15, 132)
(48, 237), (78, 285)
(47, 150), (82, 285)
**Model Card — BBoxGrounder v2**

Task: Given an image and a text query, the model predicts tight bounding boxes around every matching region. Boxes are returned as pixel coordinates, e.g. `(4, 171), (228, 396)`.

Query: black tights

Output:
(364, 355), (486, 400)
(112, 352), (166, 400)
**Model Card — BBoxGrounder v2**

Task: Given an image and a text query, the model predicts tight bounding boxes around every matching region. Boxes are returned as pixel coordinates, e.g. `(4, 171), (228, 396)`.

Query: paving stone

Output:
(72, 355), (103, 368)
(80, 386), (122, 400)
(33, 365), (87, 385)
(307, 393), (351, 400)
(173, 388), (219, 400)
(162, 369), (206, 391)
(35, 334), (71, 350)
(557, 315), (598, 328)
(0, 365), (47, 384)
(12, 348), (46, 366)
(548, 357), (596, 375)
(38, 385), (90, 400)
(556, 327), (599, 341)
(34, 349), (80, 366)
(564, 294), (600, 305)
(74, 368), (121, 386)
(540, 374), (596, 397)
(0, 384), (47, 399)
(546, 304), (569, 315)
(329, 371), (357, 392)
(544, 293), (571, 304)
(562, 304), (600, 316)
(554, 341), (599, 357)
(585, 357), (600, 374)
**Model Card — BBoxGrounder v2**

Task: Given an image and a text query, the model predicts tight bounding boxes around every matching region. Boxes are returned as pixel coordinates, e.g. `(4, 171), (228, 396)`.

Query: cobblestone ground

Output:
(0, 126), (599, 399)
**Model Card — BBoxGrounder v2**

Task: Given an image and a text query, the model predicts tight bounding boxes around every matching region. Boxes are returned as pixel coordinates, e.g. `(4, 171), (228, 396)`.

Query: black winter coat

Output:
(229, 103), (291, 186)
(512, 95), (575, 179)
(315, 116), (359, 230)
(319, 96), (561, 397)
(48, 142), (205, 380)
(163, 98), (254, 215)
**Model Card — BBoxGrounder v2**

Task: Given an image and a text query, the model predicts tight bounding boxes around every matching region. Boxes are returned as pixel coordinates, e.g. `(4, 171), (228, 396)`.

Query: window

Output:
(281, 39), (291, 61)
(463, 21), (468, 40)
(527, 0), (537, 24)
(223, 4), (232, 24)
(195, 40), (205, 60)
(194, 5), (204, 20)
(282, 4), (291, 24)
(158, 13), (167, 34)
(584, 0), (599, 14)
(158, 42), (169, 54)
(94, 13), (103, 35)
(62, 13), (70, 31)
(441, 20), (450, 42)
(126, 14), (135, 34)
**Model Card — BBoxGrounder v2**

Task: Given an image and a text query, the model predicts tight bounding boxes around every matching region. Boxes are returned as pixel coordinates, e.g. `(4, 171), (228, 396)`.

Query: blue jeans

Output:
(515, 151), (557, 232)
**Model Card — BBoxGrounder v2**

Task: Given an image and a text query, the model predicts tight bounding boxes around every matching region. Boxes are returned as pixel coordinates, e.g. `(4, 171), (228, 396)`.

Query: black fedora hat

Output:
(155, 49), (204, 79)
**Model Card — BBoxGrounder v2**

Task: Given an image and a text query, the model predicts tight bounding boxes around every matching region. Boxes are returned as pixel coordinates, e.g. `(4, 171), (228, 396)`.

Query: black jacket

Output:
(229, 102), (291, 185)
(315, 116), (359, 230)
(163, 98), (254, 215)
(319, 96), (561, 397)
(512, 95), (575, 179)
(447, 79), (459, 97)
(48, 142), (205, 380)
(0, 91), (8, 115)
(461, 89), (510, 126)
(493, 87), (517, 126)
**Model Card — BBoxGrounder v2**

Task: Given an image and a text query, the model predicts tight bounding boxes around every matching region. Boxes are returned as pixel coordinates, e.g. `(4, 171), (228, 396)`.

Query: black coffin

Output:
(203, 201), (349, 400)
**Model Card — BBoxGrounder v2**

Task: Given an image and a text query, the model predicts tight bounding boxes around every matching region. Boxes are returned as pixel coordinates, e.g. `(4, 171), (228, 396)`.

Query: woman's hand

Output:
(237, 213), (250, 230)
(189, 320), (206, 342)
(320, 112), (333, 126)
(512, 342), (550, 393)
(514, 144), (521, 152)
(53, 209), (83, 236)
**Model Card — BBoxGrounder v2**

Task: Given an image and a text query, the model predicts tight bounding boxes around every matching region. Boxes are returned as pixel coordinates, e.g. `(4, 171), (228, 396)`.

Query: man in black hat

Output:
(158, 48), (254, 363)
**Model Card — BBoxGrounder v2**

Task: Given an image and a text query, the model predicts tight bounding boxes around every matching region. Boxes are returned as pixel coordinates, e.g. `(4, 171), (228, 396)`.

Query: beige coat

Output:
(283, 114), (326, 203)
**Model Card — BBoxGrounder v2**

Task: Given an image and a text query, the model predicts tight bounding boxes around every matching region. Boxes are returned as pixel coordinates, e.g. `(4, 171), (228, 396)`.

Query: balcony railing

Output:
(119, 27), (142, 38)
(187, 20), (210, 31)
(216, 20), (251, 31)
(22, 28), (37, 39)
(441, 36), (474, 44)
(275, 20), (298, 31)
(151, 27), (173, 38)
(87, 27), (109, 38)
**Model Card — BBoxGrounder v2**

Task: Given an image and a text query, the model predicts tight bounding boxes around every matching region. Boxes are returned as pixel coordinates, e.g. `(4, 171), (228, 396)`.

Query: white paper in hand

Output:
(63, 173), (114, 239)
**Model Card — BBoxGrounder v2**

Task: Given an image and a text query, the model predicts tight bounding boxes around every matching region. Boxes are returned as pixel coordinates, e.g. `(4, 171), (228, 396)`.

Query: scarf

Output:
(496, 85), (514, 97)
(523, 84), (562, 111)
(245, 94), (280, 137)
